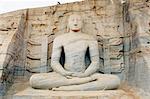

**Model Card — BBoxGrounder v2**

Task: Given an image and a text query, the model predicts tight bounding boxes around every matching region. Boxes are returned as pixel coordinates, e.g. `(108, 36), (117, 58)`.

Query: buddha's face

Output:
(68, 14), (83, 32)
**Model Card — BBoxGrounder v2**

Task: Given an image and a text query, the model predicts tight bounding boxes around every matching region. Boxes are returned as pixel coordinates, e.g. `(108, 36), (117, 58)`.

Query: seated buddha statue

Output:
(29, 14), (120, 91)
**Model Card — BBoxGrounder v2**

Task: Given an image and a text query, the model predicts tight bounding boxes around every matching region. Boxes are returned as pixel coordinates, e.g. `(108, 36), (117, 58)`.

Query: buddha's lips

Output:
(72, 29), (80, 32)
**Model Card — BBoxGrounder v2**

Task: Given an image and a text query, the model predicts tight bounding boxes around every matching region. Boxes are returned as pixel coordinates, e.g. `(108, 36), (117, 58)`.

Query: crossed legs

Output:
(53, 73), (120, 91)
(30, 72), (120, 91)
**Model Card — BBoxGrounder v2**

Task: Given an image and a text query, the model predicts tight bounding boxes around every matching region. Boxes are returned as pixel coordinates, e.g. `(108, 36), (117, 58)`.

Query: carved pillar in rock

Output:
(40, 36), (48, 73)
(122, 1), (130, 81)
(103, 39), (111, 74)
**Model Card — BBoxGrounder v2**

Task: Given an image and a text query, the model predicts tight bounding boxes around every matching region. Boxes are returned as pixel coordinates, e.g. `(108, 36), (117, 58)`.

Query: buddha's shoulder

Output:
(54, 33), (96, 41)
(53, 33), (69, 41)
(81, 33), (96, 40)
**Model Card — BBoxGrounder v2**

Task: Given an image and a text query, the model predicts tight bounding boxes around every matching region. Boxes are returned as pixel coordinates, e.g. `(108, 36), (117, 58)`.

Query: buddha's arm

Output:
(51, 39), (72, 76)
(83, 40), (100, 76)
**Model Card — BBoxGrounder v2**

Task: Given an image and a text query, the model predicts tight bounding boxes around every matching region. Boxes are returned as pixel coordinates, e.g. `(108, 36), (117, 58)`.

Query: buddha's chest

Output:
(63, 40), (89, 54)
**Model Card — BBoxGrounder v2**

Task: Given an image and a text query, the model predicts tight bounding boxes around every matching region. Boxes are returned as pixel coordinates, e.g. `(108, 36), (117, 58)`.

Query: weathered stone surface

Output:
(13, 87), (135, 99)
(128, 1), (150, 92)
(0, 10), (26, 95)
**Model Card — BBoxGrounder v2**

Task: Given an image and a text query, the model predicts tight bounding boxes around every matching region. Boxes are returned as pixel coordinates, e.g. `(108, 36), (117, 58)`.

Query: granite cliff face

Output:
(0, 0), (149, 97)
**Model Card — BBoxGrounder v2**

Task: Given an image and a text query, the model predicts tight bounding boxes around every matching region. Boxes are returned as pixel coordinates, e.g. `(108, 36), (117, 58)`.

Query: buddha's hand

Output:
(62, 71), (74, 76)
(71, 72), (88, 78)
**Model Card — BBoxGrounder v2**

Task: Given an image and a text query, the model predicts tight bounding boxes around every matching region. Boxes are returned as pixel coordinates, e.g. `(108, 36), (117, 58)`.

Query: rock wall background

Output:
(0, 11), (26, 95)
(0, 0), (149, 95)
(129, 0), (150, 92)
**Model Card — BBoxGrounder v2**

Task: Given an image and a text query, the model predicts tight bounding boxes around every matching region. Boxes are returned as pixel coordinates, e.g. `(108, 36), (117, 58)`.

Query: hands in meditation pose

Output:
(29, 14), (120, 91)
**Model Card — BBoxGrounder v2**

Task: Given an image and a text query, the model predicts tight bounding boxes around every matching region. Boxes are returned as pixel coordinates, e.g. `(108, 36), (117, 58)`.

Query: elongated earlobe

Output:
(67, 26), (70, 33)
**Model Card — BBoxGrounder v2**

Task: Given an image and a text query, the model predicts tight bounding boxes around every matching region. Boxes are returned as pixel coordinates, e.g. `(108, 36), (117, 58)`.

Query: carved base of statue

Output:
(13, 87), (135, 99)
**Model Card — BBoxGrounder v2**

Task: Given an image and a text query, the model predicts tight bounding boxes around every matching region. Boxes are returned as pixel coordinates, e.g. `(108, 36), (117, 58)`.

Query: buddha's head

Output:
(68, 14), (83, 32)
